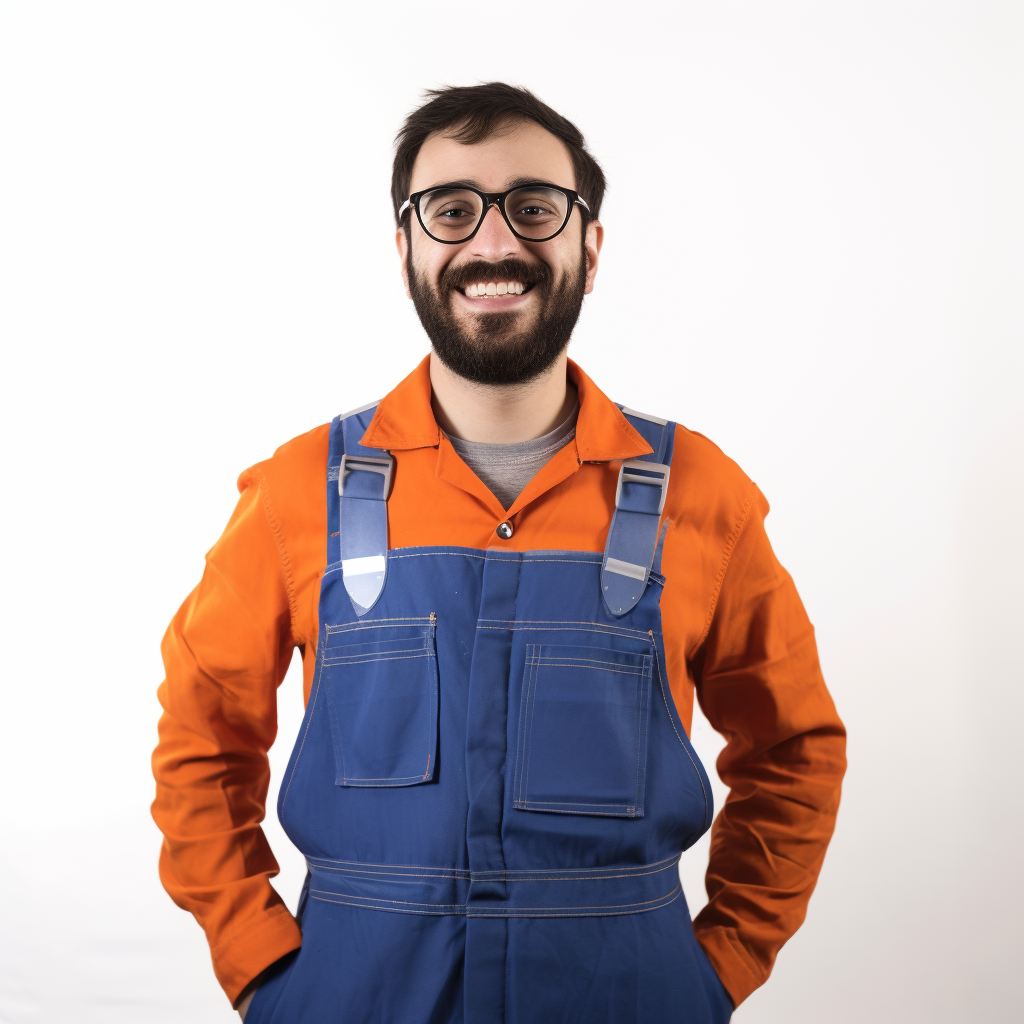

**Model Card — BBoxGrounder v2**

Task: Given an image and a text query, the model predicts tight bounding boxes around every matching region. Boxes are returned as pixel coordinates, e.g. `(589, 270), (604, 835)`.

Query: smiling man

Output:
(399, 116), (597, 397)
(152, 84), (846, 1024)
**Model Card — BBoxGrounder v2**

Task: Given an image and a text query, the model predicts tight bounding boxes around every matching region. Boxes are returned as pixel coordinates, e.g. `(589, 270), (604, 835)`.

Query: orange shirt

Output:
(152, 355), (846, 1008)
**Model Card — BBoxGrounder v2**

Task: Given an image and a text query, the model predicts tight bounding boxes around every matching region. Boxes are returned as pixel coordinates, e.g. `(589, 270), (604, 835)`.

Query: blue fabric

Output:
(616, 409), (673, 464)
(512, 642), (652, 817)
(323, 616), (437, 786)
(247, 405), (731, 1024)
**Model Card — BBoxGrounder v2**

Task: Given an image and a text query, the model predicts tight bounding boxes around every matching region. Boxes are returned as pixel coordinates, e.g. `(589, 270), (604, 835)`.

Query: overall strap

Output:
(601, 407), (676, 617)
(327, 401), (392, 617)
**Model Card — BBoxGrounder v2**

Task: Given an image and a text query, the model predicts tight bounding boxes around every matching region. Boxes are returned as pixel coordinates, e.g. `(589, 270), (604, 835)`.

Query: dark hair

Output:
(391, 83), (606, 226)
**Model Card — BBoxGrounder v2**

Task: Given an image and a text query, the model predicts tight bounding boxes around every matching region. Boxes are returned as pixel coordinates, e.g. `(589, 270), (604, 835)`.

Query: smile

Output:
(460, 281), (529, 298)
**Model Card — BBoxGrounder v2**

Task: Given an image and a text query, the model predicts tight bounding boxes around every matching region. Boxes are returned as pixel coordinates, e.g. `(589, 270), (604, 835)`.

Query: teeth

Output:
(464, 281), (526, 298)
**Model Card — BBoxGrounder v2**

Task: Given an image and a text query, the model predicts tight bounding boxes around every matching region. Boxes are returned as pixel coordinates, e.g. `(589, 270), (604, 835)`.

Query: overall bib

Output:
(245, 404), (733, 1024)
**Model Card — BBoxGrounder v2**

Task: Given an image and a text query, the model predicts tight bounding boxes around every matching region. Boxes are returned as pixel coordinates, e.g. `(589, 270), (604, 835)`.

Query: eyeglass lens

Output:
(418, 186), (571, 242)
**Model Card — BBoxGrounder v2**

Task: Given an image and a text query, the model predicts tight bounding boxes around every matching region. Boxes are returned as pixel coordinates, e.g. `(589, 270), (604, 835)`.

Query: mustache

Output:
(440, 258), (551, 294)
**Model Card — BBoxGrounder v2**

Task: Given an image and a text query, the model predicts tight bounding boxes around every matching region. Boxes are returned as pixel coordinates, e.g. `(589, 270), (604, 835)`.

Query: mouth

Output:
(458, 279), (531, 298)
(454, 278), (536, 312)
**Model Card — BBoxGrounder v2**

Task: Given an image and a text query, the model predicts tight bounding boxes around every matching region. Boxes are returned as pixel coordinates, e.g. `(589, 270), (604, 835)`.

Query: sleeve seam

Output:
(688, 482), (757, 660)
(253, 467), (302, 645)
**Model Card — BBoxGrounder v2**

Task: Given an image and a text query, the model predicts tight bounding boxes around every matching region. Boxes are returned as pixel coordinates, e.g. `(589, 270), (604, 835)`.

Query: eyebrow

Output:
(420, 176), (560, 193)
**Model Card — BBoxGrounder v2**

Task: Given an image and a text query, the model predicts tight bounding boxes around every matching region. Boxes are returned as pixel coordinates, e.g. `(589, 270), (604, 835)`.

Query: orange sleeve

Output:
(691, 487), (847, 1006)
(151, 466), (304, 1006)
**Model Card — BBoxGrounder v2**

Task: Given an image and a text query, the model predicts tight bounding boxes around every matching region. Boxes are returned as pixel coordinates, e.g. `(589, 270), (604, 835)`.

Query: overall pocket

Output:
(322, 615), (437, 787)
(512, 642), (653, 817)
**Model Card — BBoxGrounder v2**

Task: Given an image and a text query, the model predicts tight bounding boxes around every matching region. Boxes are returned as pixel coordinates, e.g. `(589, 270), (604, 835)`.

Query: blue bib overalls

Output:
(245, 404), (733, 1024)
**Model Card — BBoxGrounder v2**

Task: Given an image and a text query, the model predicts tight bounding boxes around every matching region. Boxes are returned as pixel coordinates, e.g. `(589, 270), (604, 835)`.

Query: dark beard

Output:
(407, 244), (587, 386)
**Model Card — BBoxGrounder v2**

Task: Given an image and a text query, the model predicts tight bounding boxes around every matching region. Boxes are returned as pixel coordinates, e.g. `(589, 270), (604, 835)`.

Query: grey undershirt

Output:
(446, 399), (580, 511)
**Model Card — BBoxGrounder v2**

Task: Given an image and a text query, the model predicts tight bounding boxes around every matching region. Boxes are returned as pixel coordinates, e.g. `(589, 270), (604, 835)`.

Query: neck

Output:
(429, 351), (577, 444)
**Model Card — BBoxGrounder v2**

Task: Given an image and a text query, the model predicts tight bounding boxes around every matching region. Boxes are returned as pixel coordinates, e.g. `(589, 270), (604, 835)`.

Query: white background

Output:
(1, 2), (1021, 1022)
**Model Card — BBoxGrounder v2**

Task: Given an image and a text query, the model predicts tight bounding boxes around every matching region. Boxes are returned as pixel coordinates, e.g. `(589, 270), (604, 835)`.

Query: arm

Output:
(691, 487), (847, 1005)
(151, 467), (304, 1006)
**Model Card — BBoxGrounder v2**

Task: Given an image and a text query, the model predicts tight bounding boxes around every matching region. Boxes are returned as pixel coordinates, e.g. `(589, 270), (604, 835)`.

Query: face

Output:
(397, 121), (603, 386)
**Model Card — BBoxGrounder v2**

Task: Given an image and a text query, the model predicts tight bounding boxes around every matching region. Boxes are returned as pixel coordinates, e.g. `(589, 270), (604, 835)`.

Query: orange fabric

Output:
(151, 355), (846, 1007)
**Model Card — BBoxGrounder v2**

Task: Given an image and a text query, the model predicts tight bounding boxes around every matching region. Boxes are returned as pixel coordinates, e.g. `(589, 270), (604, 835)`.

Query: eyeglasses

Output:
(398, 182), (590, 244)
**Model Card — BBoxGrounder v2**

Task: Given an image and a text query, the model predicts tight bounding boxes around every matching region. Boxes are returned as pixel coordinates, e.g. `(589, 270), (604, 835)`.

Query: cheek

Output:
(546, 256), (582, 292)
(419, 254), (458, 296)
(408, 234), (445, 286)
(542, 237), (583, 281)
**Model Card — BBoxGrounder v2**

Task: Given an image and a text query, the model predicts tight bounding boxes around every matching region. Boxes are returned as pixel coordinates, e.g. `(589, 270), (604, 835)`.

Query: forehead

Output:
(409, 120), (576, 194)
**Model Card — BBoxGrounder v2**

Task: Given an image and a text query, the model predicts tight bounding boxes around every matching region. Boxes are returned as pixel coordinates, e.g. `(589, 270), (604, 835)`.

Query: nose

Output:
(468, 203), (522, 262)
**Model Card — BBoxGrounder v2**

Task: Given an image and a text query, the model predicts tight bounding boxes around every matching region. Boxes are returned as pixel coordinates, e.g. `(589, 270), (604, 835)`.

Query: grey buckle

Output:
(339, 453), (394, 498)
(614, 459), (670, 515)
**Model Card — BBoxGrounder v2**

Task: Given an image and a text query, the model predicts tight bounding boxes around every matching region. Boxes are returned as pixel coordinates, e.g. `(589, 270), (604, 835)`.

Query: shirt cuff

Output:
(211, 905), (303, 1007)
(694, 925), (766, 1008)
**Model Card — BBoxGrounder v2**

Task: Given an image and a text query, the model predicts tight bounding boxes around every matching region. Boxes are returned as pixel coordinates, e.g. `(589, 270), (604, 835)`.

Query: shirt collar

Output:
(360, 354), (652, 464)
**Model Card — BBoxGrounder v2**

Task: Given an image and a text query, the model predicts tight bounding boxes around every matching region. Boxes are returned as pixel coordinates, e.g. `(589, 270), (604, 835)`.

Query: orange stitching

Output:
(253, 467), (301, 644)
(690, 483), (756, 658)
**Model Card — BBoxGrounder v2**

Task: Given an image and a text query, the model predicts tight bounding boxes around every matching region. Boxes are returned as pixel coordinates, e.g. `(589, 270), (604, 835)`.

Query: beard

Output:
(407, 241), (587, 386)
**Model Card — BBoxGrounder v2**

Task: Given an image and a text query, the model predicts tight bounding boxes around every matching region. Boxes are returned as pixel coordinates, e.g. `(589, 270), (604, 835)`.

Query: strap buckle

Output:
(339, 453), (394, 499)
(614, 459), (670, 515)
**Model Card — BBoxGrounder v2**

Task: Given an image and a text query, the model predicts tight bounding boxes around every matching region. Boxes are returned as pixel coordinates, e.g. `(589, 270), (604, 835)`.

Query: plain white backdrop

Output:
(1, 2), (1021, 1022)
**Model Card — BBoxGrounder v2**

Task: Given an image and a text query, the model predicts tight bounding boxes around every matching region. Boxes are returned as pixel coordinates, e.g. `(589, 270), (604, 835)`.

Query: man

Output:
(152, 83), (846, 1024)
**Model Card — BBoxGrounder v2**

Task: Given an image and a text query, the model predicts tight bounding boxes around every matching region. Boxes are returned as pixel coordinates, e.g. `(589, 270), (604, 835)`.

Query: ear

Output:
(583, 219), (603, 295)
(395, 227), (412, 300)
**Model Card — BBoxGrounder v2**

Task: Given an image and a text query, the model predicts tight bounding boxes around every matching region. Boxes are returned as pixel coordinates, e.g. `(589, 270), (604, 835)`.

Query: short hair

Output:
(391, 82), (606, 226)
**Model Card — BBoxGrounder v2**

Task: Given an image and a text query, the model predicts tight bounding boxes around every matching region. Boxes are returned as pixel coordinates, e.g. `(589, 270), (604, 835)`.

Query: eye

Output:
(420, 189), (483, 231)
(515, 203), (555, 219)
(505, 187), (568, 231)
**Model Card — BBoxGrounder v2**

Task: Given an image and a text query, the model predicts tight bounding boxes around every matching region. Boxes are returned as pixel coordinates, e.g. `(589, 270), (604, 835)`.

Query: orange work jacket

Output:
(152, 355), (847, 1008)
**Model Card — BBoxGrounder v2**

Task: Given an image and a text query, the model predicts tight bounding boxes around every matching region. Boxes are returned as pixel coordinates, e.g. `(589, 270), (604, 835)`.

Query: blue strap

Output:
(327, 402), (392, 617)
(327, 416), (345, 565)
(601, 408), (676, 617)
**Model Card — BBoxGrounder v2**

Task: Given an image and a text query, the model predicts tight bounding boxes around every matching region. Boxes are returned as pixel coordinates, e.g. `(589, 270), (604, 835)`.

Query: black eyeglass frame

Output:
(398, 182), (591, 244)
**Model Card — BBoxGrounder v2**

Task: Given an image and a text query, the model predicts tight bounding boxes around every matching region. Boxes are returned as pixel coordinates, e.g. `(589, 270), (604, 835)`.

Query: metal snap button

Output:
(495, 521), (513, 540)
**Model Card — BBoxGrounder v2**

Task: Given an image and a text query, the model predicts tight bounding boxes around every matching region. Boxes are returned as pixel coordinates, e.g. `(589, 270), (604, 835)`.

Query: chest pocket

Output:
(512, 642), (653, 818)
(322, 615), (438, 787)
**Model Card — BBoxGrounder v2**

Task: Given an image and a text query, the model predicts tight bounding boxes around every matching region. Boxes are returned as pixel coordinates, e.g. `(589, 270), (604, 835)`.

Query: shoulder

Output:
(665, 421), (764, 536)
(237, 421), (332, 498)
(234, 421), (333, 564)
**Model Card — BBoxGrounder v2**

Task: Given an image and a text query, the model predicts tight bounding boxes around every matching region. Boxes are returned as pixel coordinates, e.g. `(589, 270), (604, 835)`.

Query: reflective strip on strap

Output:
(342, 555), (386, 578)
(604, 557), (648, 581)
(337, 406), (392, 617)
